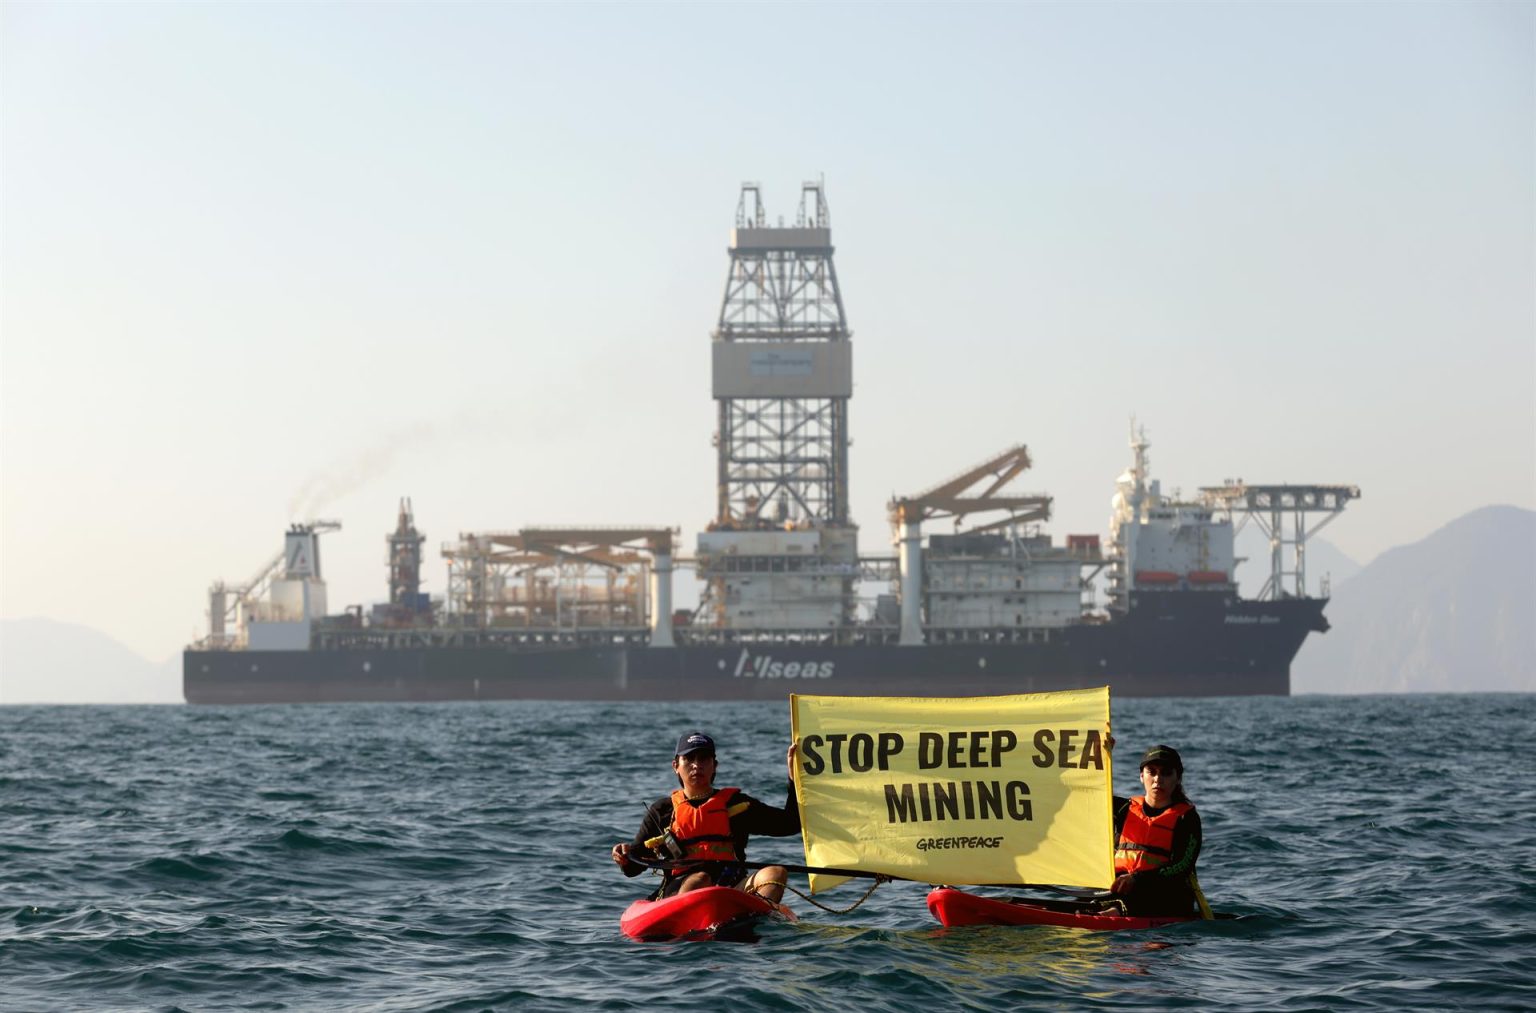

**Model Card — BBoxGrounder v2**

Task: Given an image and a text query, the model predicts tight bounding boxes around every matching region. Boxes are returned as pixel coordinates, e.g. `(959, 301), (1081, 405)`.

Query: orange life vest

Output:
(1114, 797), (1193, 875)
(669, 787), (741, 865)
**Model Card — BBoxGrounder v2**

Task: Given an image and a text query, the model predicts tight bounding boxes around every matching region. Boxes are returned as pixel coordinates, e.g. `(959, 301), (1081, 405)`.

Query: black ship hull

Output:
(183, 594), (1326, 704)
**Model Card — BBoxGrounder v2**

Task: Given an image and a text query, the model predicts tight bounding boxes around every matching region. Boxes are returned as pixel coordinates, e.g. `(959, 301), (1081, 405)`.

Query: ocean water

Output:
(1, 694), (1532, 1012)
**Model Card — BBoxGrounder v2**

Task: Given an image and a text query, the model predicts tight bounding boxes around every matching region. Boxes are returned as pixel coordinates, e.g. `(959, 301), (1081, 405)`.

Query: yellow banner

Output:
(791, 689), (1114, 893)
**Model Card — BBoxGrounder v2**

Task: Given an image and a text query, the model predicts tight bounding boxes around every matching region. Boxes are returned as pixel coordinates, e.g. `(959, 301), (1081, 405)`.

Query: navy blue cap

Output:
(675, 731), (715, 757)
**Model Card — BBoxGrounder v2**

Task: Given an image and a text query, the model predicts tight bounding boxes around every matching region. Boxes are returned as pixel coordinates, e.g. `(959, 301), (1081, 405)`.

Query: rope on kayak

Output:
(779, 875), (890, 914)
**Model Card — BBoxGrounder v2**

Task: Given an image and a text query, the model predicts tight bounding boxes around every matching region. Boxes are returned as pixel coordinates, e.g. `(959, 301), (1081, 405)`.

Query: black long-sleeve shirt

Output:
(620, 783), (800, 893)
(1112, 794), (1202, 916)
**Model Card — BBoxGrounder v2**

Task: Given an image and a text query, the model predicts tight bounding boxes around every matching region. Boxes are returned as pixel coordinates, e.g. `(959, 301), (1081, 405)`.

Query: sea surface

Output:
(2, 694), (1532, 1012)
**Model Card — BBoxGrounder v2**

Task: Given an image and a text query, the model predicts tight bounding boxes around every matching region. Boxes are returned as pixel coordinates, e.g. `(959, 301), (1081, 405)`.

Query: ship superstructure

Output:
(889, 444), (1084, 646)
(1106, 425), (1235, 611)
(185, 182), (1360, 704)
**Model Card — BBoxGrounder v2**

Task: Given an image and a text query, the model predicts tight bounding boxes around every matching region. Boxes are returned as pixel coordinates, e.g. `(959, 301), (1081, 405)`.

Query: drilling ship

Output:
(183, 183), (1359, 705)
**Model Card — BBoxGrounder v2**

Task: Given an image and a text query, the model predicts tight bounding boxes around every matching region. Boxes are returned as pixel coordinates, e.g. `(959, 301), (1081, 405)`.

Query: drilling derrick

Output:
(388, 498), (428, 617)
(713, 181), (851, 525)
(697, 181), (858, 638)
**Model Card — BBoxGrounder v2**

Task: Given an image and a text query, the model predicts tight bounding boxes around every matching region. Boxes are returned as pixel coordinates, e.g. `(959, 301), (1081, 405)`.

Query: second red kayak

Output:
(620, 886), (797, 941)
(927, 888), (1196, 931)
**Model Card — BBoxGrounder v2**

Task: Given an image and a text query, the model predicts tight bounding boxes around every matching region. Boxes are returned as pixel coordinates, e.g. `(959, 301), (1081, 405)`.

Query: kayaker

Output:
(611, 731), (801, 903)
(1109, 743), (1203, 917)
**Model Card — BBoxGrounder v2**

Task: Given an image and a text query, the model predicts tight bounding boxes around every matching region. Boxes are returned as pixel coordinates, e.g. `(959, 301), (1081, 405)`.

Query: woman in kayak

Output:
(611, 731), (801, 903)
(1110, 744), (1203, 917)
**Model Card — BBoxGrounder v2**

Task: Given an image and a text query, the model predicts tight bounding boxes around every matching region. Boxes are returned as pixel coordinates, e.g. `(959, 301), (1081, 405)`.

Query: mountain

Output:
(1293, 505), (1536, 693)
(0, 618), (181, 704)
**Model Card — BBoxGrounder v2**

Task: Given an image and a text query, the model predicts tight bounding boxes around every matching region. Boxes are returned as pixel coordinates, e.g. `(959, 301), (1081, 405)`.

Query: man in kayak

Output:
(1110, 744), (1203, 917)
(611, 731), (800, 903)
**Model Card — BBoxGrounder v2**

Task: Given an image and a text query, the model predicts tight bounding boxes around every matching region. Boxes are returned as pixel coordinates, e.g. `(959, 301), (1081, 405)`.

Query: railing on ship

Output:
(312, 625), (655, 650)
(308, 620), (1092, 651)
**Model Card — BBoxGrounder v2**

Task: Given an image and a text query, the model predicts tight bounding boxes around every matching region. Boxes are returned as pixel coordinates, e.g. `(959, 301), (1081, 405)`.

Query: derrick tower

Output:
(713, 181), (851, 526)
(387, 498), (428, 616)
(696, 181), (858, 636)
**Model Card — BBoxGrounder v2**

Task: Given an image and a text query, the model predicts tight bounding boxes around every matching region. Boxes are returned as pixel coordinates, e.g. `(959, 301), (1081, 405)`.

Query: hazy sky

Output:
(3, 2), (1532, 664)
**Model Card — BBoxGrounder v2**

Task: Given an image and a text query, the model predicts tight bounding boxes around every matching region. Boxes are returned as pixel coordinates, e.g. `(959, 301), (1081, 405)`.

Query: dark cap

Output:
(1138, 744), (1183, 772)
(674, 731), (715, 757)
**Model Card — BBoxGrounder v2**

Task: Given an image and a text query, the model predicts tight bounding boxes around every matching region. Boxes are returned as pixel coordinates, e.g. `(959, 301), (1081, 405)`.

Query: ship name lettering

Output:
(732, 649), (834, 680)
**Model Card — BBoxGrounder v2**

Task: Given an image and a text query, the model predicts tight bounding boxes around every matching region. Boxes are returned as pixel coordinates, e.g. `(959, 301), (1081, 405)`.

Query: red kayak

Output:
(620, 886), (797, 941)
(927, 888), (1196, 931)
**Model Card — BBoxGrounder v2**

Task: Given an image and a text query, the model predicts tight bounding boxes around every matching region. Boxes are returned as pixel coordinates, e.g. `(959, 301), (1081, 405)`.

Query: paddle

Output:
(979, 883), (1113, 899)
(627, 854), (908, 882)
(628, 854), (1113, 896)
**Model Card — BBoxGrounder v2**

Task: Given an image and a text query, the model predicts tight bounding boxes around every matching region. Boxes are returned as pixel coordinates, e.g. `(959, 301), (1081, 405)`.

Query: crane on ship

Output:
(888, 444), (1052, 535)
(887, 446), (1053, 646)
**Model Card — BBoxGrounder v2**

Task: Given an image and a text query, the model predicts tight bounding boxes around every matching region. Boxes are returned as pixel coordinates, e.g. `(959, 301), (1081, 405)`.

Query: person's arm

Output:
(729, 783), (801, 838)
(731, 743), (803, 838)
(611, 797), (671, 878)
(1109, 797), (1134, 894)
